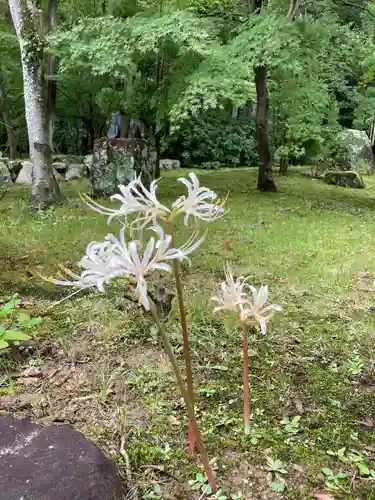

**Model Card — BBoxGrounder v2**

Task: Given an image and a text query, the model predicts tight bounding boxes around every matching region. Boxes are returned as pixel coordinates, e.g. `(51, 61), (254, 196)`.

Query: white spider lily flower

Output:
(53, 240), (124, 292)
(82, 175), (170, 226)
(241, 285), (282, 335)
(211, 264), (251, 314)
(105, 226), (205, 309)
(172, 172), (226, 225)
(53, 224), (205, 310)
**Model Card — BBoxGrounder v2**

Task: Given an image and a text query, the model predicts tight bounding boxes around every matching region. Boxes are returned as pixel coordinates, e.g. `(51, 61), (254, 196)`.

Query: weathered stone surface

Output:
(66, 164), (85, 181)
(16, 161), (64, 184)
(91, 138), (139, 198)
(159, 159), (181, 171)
(16, 160), (33, 184)
(0, 162), (12, 185)
(52, 155), (84, 165)
(0, 415), (128, 500)
(52, 162), (68, 174)
(53, 168), (65, 182)
(8, 160), (22, 182)
(336, 129), (373, 170)
(324, 170), (365, 188)
(84, 154), (93, 171)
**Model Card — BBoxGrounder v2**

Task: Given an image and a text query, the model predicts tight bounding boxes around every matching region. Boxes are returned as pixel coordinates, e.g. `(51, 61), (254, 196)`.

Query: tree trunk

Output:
(254, 65), (277, 192)
(0, 73), (17, 159)
(46, 0), (57, 150)
(120, 114), (130, 137)
(8, 0), (62, 209)
(279, 157), (289, 175)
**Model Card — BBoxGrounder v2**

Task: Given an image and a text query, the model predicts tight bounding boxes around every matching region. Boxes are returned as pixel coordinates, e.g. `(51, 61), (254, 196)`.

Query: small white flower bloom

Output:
(53, 240), (124, 292)
(53, 223), (205, 310)
(211, 264), (251, 314)
(172, 172), (226, 225)
(241, 285), (282, 335)
(105, 225), (205, 309)
(82, 175), (170, 226)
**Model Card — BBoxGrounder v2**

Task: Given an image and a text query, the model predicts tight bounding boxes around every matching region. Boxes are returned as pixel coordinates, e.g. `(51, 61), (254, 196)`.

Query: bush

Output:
(164, 109), (257, 168)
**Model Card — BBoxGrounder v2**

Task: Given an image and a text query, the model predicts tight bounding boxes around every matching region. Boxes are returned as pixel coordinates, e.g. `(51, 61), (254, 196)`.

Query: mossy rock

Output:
(323, 170), (365, 189)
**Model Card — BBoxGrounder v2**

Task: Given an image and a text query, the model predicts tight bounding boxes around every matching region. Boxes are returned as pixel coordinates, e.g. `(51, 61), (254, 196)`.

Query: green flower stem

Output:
(149, 300), (216, 493)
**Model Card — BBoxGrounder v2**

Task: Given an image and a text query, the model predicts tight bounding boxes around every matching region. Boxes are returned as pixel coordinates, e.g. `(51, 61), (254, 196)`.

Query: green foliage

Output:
(354, 87), (375, 129)
(165, 110), (257, 167)
(0, 294), (41, 349)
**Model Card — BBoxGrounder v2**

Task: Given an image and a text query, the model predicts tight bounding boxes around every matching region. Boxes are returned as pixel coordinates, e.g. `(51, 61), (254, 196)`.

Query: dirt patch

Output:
(218, 453), (282, 500)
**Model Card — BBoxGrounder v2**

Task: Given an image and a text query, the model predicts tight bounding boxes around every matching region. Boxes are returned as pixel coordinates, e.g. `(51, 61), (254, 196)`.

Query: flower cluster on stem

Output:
(212, 264), (282, 434)
(50, 171), (226, 492)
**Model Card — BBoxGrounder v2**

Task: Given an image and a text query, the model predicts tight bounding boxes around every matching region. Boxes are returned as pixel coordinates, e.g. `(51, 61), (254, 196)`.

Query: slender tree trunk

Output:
(254, 65), (277, 192)
(46, 0), (57, 150)
(120, 114), (130, 137)
(8, 0), (61, 208)
(0, 73), (17, 159)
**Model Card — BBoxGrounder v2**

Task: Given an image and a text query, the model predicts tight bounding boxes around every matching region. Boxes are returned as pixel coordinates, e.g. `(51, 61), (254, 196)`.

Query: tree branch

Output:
(334, 0), (375, 21)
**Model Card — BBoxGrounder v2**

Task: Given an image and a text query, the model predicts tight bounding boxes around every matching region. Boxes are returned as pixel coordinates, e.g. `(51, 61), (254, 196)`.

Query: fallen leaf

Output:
(313, 493), (335, 500)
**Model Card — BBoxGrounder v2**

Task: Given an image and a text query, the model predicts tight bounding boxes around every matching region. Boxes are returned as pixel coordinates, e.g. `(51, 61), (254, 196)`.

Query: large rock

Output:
(324, 170), (365, 188)
(159, 159), (181, 171)
(52, 162), (68, 175)
(336, 129), (373, 170)
(0, 162), (12, 185)
(16, 161), (65, 184)
(8, 160), (22, 182)
(16, 160), (33, 184)
(0, 415), (128, 500)
(66, 164), (86, 181)
(91, 138), (141, 198)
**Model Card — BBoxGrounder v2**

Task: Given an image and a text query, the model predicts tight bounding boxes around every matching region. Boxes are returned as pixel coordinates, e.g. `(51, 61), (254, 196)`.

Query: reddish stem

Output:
(168, 218), (196, 454)
(242, 322), (250, 435)
(149, 302), (216, 492)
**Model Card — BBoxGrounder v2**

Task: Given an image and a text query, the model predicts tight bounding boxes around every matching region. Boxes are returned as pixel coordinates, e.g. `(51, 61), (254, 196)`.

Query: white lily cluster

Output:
(54, 172), (225, 309)
(212, 264), (282, 334)
(82, 172), (225, 229)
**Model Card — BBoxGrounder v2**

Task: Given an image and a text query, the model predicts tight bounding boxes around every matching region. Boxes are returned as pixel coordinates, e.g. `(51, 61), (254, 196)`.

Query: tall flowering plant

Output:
(49, 172), (226, 491)
(211, 264), (282, 435)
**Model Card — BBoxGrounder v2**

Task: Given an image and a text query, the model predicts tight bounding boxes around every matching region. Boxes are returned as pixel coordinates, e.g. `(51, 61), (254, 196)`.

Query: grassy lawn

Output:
(0, 168), (375, 499)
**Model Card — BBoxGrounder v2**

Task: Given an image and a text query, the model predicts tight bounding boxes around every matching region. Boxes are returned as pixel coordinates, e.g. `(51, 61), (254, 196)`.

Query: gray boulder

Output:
(0, 415), (128, 500)
(324, 170), (365, 188)
(159, 159), (181, 171)
(16, 161), (64, 184)
(16, 160), (33, 184)
(8, 160), (22, 182)
(84, 154), (93, 171)
(66, 164), (86, 181)
(336, 129), (373, 171)
(0, 162), (12, 185)
(52, 162), (68, 175)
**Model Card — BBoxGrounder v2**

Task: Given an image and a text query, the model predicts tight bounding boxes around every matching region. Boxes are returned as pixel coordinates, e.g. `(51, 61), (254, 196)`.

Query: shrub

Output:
(164, 109), (257, 168)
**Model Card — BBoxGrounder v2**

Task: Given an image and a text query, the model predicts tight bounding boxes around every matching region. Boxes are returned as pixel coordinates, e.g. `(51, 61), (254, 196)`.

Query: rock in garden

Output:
(16, 161), (64, 184)
(159, 159), (181, 171)
(0, 415), (128, 500)
(0, 161), (12, 185)
(336, 129), (373, 171)
(324, 170), (365, 188)
(66, 164), (85, 181)
(16, 160), (33, 184)
(52, 162), (68, 175)
(8, 160), (22, 181)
